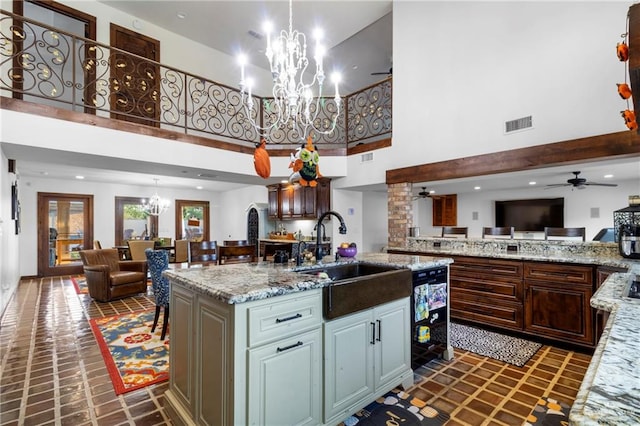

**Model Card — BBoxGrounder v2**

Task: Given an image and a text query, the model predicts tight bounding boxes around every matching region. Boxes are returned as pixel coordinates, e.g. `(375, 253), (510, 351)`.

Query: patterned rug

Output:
(89, 310), (169, 394)
(450, 322), (542, 367)
(340, 388), (450, 425)
(524, 396), (571, 425)
(71, 275), (88, 294)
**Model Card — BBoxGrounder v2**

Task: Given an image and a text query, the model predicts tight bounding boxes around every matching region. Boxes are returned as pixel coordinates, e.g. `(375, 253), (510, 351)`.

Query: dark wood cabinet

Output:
(448, 256), (524, 331)
(266, 178), (330, 220)
(523, 262), (595, 347)
(432, 194), (457, 226)
(388, 249), (599, 349)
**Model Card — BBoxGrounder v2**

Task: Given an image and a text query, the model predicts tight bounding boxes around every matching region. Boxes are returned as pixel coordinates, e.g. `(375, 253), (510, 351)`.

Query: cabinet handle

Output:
(376, 319), (381, 342)
(277, 341), (303, 352)
(275, 313), (302, 323)
(370, 322), (376, 345)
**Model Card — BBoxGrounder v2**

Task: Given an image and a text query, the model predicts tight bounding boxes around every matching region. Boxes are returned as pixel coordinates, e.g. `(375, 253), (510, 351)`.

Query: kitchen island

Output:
(162, 253), (452, 426)
(391, 236), (640, 425)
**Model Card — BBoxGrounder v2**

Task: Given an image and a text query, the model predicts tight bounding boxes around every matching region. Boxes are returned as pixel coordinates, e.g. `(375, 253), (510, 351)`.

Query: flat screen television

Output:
(495, 198), (564, 232)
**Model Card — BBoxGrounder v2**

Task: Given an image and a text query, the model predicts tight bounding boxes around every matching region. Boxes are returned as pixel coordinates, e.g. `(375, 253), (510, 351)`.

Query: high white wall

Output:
(338, 1), (632, 189)
(414, 178), (639, 240)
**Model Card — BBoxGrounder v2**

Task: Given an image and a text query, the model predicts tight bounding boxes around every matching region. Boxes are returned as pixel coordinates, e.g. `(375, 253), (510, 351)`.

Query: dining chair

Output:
(441, 227), (468, 238)
(223, 239), (249, 246)
(172, 239), (189, 263)
(544, 227), (586, 241)
(482, 226), (515, 239)
(218, 244), (256, 265)
(144, 248), (170, 340)
(188, 240), (218, 266)
(127, 240), (156, 261)
(93, 240), (102, 249)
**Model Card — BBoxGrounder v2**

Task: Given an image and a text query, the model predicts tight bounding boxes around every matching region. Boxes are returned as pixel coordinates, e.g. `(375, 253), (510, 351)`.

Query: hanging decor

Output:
(142, 179), (170, 216)
(288, 136), (321, 186)
(237, 0), (342, 143)
(253, 139), (271, 179)
(617, 17), (636, 130)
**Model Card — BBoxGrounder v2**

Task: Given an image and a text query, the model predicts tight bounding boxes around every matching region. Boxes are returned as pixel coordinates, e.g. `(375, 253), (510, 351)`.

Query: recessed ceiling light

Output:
(474, 186), (481, 190)
(75, 175), (84, 180)
(177, 12), (186, 19)
(196, 186), (203, 190)
(603, 174), (614, 179)
(529, 181), (536, 185)
(352, 65), (358, 70)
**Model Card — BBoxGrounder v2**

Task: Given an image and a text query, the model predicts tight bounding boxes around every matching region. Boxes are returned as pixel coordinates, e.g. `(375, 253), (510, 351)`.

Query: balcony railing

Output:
(0, 10), (391, 151)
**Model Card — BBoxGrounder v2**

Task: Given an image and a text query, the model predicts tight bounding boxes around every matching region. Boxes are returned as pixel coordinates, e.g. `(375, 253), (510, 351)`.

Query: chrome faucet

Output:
(314, 211), (347, 263)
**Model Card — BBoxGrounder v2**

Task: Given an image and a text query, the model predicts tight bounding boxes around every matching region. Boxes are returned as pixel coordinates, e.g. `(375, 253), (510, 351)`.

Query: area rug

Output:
(71, 275), (88, 294)
(524, 396), (571, 425)
(449, 322), (542, 367)
(89, 309), (169, 394)
(340, 388), (450, 426)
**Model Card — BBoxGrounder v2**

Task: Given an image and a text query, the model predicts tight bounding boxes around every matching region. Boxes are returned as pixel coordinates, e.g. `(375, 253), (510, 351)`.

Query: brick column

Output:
(387, 182), (413, 249)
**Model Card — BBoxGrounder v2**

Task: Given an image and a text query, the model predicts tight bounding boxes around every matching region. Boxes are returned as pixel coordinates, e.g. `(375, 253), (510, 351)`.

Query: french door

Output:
(38, 192), (94, 277)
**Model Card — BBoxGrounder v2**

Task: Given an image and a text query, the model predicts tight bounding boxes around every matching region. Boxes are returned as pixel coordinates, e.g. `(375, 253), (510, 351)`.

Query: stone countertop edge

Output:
(162, 252), (453, 305)
(569, 271), (640, 425)
(389, 243), (640, 424)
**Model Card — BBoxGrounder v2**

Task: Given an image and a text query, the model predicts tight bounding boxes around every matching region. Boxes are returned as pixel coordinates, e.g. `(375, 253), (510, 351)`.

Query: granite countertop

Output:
(394, 237), (640, 424)
(570, 272), (640, 425)
(163, 252), (452, 304)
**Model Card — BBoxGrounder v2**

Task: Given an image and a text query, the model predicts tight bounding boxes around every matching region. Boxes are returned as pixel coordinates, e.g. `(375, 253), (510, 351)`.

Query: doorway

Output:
(175, 200), (210, 242)
(110, 23), (160, 127)
(38, 192), (94, 277)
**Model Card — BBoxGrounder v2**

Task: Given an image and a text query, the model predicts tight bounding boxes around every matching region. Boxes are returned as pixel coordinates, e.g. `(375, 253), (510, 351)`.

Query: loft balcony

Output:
(0, 9), (392, 157)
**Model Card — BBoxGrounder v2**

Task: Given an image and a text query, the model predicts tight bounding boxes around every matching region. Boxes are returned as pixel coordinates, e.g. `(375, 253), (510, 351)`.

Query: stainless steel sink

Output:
(298, 263), (412, 319)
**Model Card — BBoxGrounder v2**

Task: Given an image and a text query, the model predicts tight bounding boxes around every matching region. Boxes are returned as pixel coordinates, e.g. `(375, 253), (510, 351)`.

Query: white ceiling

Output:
(7, 1), (640, 194)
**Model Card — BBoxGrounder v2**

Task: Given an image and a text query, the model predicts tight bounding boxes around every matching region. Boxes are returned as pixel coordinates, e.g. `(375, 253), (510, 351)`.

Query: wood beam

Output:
(386, 131), (640, 184)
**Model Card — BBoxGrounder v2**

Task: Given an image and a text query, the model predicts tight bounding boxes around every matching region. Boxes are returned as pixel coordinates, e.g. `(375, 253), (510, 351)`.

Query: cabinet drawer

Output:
(451, 256), (523, 281)
(248, 292), (322, 347)
(451, 277), (522, 302)
(451, 296), (523, 330)
(523, 262), (593, 286)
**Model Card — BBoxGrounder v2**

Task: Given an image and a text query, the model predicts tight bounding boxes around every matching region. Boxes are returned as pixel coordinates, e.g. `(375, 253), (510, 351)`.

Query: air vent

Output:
(505, 115), (533, 133)
(361, 152), (374, 163)
(197, 173), (217, 179)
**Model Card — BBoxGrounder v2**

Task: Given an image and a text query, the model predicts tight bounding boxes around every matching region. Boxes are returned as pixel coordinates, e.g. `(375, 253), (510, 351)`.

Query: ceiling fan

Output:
(545, 171), (618, 189)
(412, 187), (436, 200)
(371, 67), (392, 76)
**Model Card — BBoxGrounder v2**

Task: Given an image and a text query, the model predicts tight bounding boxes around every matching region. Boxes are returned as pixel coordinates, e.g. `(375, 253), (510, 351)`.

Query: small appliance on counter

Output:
(619, 224), (640, 259)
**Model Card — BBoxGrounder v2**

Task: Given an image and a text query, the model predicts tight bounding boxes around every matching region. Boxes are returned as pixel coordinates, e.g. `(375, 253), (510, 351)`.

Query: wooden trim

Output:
(37, 192), (94, 277)
(386, 130), (640, 184)
(347, 137), (392, 155)
(0, 97), (346, 157)
(175, 200), (210, 241)
(115, 196), (159, 246)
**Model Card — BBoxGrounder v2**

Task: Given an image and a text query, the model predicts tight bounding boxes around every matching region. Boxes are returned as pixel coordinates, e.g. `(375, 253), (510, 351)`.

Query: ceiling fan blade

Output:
(585, 182), (618, 187)
(545, 183), (571, 188)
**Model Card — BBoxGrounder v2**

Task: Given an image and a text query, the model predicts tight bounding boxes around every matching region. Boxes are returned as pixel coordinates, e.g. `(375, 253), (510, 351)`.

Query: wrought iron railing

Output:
(0, 10), (391, 150)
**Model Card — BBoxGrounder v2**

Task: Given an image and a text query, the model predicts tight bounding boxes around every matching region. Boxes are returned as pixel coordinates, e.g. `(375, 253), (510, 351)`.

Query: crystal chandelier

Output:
(142, 179), (170, 216)
(238, 0), (342, 143)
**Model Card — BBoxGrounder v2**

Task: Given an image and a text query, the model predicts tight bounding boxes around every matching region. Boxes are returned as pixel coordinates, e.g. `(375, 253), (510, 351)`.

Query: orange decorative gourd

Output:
(617, 42), (629, 61)
(253, 139), (271, 179)
(617, 83), (632, 99)
(621, 109), (637, 130)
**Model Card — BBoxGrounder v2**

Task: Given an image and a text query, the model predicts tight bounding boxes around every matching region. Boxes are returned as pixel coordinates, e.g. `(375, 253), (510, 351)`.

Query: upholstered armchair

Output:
(79, 249), (148, 302)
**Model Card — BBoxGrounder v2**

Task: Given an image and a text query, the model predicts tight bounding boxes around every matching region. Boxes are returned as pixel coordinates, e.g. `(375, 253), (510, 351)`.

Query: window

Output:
(115, 196), (158, 246)
(175, 200), (210, 242)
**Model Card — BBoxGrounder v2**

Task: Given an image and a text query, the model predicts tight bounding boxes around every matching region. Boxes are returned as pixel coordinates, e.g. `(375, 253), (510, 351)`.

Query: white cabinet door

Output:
(373, 298), (412, 390)
(324, 309), (375, 422)
(248, 328), (322, 426)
